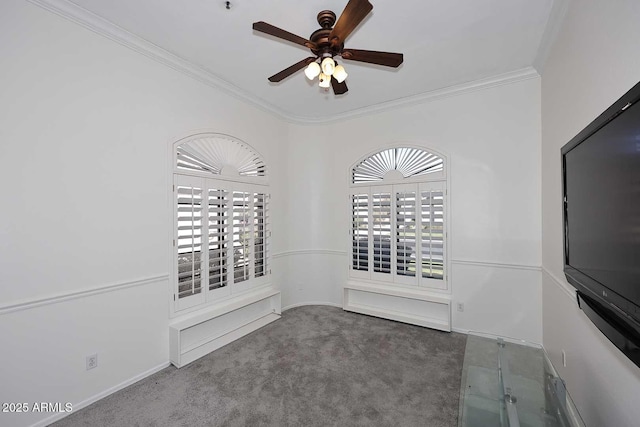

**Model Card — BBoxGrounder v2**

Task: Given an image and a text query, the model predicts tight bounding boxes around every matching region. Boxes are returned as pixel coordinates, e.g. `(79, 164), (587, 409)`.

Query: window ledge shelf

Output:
(344, 281), (451, 332)
(170, 287), (280, 367)
(345, 281), (451, 303)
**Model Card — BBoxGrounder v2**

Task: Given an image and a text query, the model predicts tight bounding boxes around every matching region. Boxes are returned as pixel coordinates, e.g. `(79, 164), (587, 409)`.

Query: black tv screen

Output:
(562, 81), (640, 368)
(564, 100), (640, 308)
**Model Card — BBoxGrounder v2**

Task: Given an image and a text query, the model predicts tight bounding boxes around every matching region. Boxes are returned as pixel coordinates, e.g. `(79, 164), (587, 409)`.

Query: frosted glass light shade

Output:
(304, 62), (321, 80)
(333, 65), (348, 83)
(318, 73), (330, 88)
(321, 57), (335, 75)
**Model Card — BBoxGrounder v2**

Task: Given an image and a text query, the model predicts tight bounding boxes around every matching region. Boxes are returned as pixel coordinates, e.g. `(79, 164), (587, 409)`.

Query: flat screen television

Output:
(562, 80), (640, 368)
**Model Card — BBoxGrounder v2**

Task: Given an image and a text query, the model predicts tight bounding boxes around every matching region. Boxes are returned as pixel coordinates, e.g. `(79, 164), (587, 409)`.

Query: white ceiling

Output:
(65, 0), (556, 121)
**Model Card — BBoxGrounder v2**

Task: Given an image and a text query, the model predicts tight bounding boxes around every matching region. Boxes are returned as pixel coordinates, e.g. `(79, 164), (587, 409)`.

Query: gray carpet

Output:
(55, 306), (467, 427)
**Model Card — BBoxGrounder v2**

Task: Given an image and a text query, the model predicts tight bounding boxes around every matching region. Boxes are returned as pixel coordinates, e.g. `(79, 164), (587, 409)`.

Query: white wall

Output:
(0, 1), (287, 426)
(540, 0), (640, 425)
(0, 0), (550, 425)
(284, 77), (543, 343)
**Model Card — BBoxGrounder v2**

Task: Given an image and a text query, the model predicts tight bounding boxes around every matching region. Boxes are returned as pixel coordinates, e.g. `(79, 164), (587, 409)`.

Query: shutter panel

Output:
(395, 188), (417, 279)
(371, 188), (392, 278)
(232, 191), (251, 284)
(208, 188), (229, 291)
(254, 192), (268, 278)
(175, 175), (206, 309)
(420, 182), (446, 289)
(175, 174), (271, 312)
(352, 193), (370, 272)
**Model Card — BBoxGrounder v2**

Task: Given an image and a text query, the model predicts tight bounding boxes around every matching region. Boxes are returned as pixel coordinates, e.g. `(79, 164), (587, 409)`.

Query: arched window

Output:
(172, 134), (270, 312)
(350, 147), (447, 290)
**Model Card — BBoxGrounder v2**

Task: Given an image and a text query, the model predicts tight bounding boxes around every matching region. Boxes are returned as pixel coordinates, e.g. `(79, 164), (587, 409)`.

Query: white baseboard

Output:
(32, 361), (170, 427)
(282, 301), (342, 311)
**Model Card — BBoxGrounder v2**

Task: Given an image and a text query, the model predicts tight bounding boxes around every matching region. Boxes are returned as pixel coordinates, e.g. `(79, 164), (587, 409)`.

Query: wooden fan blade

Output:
(268, 57), (316, 82)
(331, 76), (348, 95)
(329, 0), (373, 45)
(341, 49), (403, 67)
(253, 21), (317, 49)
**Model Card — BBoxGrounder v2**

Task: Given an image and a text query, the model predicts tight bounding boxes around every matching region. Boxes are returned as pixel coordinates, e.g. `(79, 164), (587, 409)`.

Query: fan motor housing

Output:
(310, 10), (343, 56)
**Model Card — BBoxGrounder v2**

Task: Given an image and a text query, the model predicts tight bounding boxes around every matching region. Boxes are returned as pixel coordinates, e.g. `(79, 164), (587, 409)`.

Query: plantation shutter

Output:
(371, 186), (393, 281)
(420, 182), (446, 289)
(394, 184), (418, 285)
(351, 192), (370, 277)
(254, 192), (268, 278)
(232, 191), (251, 285)
(207, 187), (230, 296)
(173, 135), (270, 313)
(352, 147), (444, 183)
(348, 148), (446, 290)
(349, 182), (446, 288)
(175, 175), (206, 309)
(175, 175), (271, 312)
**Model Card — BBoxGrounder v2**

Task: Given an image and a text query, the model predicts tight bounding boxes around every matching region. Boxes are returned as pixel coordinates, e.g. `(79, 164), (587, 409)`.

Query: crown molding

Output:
(26, 0), (293, 120)
(28, 0), (540, 125)
(293, 67), (540, 125)
(532, 0), (570, 74)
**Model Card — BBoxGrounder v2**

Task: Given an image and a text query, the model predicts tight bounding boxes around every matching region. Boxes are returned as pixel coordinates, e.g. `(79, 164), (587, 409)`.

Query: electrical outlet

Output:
(457, 302), (464, 312)
(561, 350), (567, 367)
(86, 354), (98, 371)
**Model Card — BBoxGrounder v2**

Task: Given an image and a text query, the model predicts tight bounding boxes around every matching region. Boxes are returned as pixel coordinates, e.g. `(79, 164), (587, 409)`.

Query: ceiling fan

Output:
(252, 0), (403, 95)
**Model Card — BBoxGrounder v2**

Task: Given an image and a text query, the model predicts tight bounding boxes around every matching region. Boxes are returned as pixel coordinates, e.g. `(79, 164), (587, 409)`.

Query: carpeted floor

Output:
(54, 306), (467, 427)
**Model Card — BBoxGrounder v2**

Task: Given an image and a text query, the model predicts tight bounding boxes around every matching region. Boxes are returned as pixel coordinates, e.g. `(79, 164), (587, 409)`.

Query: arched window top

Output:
(176, 134), (266, 178)
(352, 147), (444, 184)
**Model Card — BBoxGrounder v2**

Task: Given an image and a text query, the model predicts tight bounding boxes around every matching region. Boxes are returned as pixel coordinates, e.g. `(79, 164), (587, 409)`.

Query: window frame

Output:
(169, 133), (270, 317)
(348, 146), (449, 293)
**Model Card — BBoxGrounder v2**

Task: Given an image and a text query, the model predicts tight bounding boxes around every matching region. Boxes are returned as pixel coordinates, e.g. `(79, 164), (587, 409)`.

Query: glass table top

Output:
(459, 334), (585, 427)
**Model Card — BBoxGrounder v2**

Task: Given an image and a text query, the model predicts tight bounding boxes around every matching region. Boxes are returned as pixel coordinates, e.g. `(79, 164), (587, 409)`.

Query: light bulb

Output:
(333, 65), (348, 83)
(321, 57), (335, 76)
(318, 73), (330, 88)
(304, 62), (320, 80)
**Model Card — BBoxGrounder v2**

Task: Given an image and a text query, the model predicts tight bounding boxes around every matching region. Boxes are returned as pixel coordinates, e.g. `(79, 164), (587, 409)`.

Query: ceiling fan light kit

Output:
(333, 64), (348, 84)
(318, 73), (331, 88)
(304, 62), (321, 80)
(252, 0), (403, 95)
(321, 57), (335, 76)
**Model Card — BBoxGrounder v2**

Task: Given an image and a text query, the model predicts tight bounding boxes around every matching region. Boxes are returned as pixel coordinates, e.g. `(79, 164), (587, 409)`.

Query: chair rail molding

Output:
(451, 259), (542, 272)
(0, 274), (169, 315)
